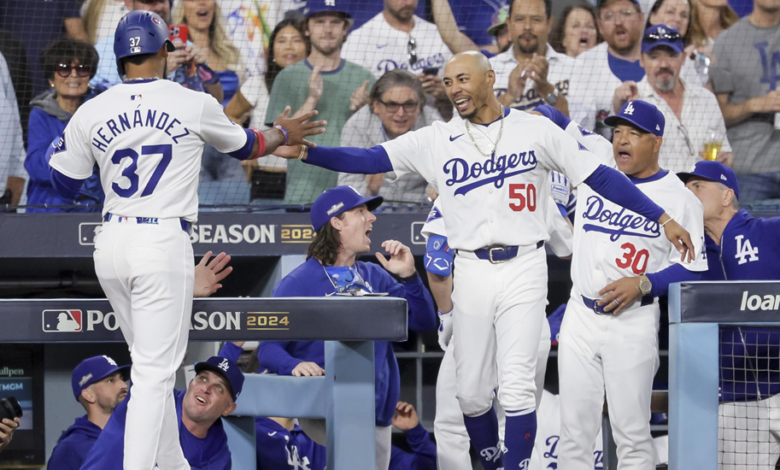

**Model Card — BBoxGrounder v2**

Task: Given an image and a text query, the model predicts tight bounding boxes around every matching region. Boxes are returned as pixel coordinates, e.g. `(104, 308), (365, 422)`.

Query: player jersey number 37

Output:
(50, 79), (249, 222)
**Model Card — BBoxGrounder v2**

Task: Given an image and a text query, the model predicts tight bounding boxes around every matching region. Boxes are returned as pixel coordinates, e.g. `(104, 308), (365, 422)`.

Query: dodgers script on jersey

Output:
(563, 121), (708, 299)
(49, 79), (249, 222)
(381, 109), (600, 251)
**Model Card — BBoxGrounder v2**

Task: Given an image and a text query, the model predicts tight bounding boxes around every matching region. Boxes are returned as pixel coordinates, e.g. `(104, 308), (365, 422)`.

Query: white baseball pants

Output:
(719, 394), (780, 469)
(434, 319), (551, 470)
(558, 298), (659, 470)
(94, 219), (194, 470)
(451, 248), (548, 417)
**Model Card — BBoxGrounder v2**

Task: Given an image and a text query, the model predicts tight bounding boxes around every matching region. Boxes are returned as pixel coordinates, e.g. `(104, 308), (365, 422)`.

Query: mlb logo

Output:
(79, 222), (102, 246)
(131, 46), (141, 53)
(411, 221), (425, 245)
(42, 310), (83, 332)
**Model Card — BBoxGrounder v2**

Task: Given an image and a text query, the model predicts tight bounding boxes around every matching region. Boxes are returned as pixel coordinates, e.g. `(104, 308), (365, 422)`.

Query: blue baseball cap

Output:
(604, 100), (665, 137)
(72, 355), (130, 401)
(194, 356), (245, 402)
(642, 24), (684, 54)
(305, 0), (352, 18)
(310, 186), (383, 231)
(676, 161), (740, 199)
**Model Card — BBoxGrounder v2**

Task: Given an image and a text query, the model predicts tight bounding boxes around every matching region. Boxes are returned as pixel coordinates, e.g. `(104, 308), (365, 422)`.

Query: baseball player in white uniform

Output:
(424, 172), (574, 470)
(278, 52), (695, 470)
(532, 102), (707, 470)
(48, 11), (324, 470)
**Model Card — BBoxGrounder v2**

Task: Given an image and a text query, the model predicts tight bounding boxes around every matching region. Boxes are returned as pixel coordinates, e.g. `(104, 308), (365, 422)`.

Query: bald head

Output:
(445, 51), (493, 74)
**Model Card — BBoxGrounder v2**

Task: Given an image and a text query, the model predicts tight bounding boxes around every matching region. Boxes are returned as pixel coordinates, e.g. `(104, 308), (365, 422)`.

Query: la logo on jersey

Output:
(218, 358), (230, 372)
(735, 234), (759, 265)
(286, 445), (312, 470)
(624, 102), (636, 115)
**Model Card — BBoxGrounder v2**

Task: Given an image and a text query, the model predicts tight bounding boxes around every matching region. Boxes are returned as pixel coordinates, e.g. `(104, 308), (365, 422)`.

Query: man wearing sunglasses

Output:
(612, 24), (733, 173)
(568, 0), (646, 137)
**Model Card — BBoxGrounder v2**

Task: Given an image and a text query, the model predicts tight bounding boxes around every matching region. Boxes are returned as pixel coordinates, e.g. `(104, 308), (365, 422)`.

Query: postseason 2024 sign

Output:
(0, 298), (408, 343)
(0, 212), (430, 258)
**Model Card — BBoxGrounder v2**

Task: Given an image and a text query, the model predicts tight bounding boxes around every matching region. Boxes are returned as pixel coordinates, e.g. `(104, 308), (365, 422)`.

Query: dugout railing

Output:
(670, 281), (780, 470)
(0, 297), (408, 470)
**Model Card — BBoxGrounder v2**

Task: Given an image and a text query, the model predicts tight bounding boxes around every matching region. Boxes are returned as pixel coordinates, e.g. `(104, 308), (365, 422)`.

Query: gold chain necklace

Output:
(464, 106), (505, 157)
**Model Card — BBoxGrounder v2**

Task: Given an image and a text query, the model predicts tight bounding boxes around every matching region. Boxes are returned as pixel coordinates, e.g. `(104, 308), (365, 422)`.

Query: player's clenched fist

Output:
(375, 240), (416, 278)
(291, 362), (325, 377)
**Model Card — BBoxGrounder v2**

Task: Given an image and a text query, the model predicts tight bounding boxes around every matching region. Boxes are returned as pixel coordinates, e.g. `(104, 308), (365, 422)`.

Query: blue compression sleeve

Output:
(304, 145), (393, 174)
(583, 165), (665, 222)
(534, 105), (571, 130)
(227, 128), (257, 161)
(50, 168), (85, 199)
(646, 263), (703, 297)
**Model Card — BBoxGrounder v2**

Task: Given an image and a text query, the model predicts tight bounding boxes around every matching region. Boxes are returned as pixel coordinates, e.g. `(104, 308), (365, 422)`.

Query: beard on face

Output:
(515, 33), (539, 54)
(655, 69), (676, 91)
(388, 4), (415, 22)
(311, 37), (342, 56)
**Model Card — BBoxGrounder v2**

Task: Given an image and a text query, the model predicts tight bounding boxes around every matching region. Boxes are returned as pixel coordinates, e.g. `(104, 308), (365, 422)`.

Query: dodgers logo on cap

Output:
(604, 100), (665, 137)
(310, 186), (383, 231)
(676, 160), (740, 199)
(195, 356), (245, 401)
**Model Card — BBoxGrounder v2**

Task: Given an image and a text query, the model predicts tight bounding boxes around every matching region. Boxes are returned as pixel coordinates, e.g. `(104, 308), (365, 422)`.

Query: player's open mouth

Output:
(195, 395), (207, 404)
(454, 97), (471, 112)
(618, 151), (632, 161)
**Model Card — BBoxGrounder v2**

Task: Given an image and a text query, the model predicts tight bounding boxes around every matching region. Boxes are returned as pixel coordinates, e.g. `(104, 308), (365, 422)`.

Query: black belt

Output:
(581, 294), (654, 315)
(103, 213), (192, 233)
(472, 241), (545, 264)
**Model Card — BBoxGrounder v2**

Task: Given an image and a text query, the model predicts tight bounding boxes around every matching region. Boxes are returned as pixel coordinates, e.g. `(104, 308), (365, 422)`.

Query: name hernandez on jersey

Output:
(561, 121), (708, 299)
(50, 80), (249, 223)
(381, 108), (600, 251)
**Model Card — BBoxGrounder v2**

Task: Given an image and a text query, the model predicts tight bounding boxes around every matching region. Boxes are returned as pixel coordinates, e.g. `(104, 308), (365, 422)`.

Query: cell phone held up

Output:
(422, 67), (439, 76)
(168, 24), (188, 49)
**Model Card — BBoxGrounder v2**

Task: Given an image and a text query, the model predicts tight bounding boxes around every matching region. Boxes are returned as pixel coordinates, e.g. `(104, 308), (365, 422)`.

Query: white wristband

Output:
(661, 216), (674, 227)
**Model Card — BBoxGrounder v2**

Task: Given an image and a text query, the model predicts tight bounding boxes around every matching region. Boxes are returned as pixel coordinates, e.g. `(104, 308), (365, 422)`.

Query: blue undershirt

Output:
(607, 53), (645, 82)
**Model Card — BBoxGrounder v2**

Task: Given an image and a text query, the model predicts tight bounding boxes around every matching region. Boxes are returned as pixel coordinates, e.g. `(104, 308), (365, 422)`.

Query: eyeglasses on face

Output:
(56, 63), (92, 78)
(600, 8), (637, 23)
(377, 99), (419, 113)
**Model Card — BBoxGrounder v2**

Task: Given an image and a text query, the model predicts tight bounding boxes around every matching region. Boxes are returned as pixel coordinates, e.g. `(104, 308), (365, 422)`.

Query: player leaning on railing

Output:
(47, 10), (325, 470)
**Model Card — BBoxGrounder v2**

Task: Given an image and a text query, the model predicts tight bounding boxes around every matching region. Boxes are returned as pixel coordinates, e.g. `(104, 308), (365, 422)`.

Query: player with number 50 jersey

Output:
(48, 10), (324, 470)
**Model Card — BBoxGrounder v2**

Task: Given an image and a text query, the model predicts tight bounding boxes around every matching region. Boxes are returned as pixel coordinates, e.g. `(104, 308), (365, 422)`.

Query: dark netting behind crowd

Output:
(0, 0), (775, 213)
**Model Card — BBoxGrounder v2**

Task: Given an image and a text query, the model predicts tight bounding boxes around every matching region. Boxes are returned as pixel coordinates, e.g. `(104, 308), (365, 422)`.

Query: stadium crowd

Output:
(0, 0), (774, 210)
(0, 0), (779, 468)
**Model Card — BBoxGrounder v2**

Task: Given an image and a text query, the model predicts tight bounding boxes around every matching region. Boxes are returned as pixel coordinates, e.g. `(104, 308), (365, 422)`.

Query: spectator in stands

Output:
(264, 1), (375, 206)
(646, 0), (712, 85)
(0, 31), (34, 142)
(550, 4), (601, 58)
(611, 24), (732, 172)
(338, 70), (440, 205)
(81, 355), (243, 470)
(0, 52), (27, 209)
(82, 0), (128, 45)
(48, 356), (130, 470)
(692, 0), (739, 55)
(0, 415), (20, 454)
(91, 0), (202, 90)
(25, 39), (104, 212)
(709, 0), (780, 202)
(430, 0), (512, 58)
(256, 186), (435, 469)
(342, 0), (453, 79)
(173, 0), (245, 104)
(0, 0), (87, 94)
(568, 0), (646, 136)
(226, 18), (308, 202)
(342, 0), (453, 119)
(491, 0), (575, 115)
